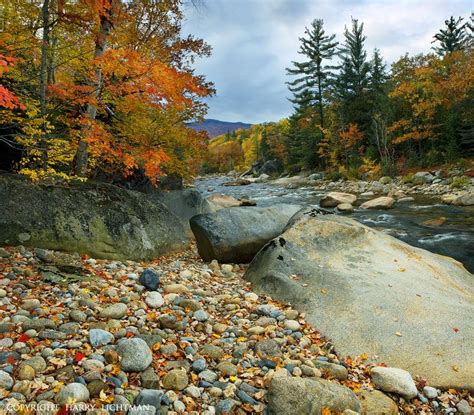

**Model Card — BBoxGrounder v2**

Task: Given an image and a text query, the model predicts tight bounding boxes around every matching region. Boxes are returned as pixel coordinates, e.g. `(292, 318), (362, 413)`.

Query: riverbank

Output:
(0, 245), (472, 414)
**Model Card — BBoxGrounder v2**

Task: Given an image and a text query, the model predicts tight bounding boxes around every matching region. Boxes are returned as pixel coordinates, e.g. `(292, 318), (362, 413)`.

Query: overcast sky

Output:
(183, 0), (472, 124)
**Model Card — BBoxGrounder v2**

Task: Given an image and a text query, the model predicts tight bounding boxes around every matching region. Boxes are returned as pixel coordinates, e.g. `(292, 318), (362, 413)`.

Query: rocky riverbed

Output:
(0, 245), (472, 414)
(195, 175), (474, 273)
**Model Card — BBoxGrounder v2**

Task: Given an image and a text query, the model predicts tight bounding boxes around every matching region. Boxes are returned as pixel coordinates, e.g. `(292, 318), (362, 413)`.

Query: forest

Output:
(0, 0), (213, 184)
(206, 16), (473, 179)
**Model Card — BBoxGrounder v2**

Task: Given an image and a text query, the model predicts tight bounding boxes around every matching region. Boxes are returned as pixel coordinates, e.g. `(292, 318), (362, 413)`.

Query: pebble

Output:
(145, 291), (165, 308)
(0, 245), (467, 415)
(139, 268), (160, 291)
(194, 309), (209, 322)
(99, 303), (128, 319)
(56, 382), (90, 404)
(371, 366), (418, 399)
(89, 329), (114, 347)
(162, 368), (189, 391)
(284, 319), (300, 331)
(117, 338), (152, 372)
(0, 370), (14, 390)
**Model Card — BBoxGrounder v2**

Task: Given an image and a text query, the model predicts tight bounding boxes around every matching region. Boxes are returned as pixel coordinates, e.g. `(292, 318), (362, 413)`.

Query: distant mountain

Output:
(188, 119), (252, 138)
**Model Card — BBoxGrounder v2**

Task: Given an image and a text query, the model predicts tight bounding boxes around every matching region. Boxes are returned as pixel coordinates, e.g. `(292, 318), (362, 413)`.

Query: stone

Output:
(0, 248), (10, 258)
(22, 298), (41, 310)
(371, 367), (417, 399)
(360, 196), (395, 209)
(87, 380), (107, 397)
(337, 203), (354, 212)
(450, 192), (474, 206)
(200, 344), (224, 360)
(69, 310), (87, 323)
(320, 192), (357, 208)
(190, 204), (302, 263)
(139, 269), (161, 291)
(215, 399), (238, 415)
(21, 356), (47, 373)
(283, 320), (300, 331)
(0, 175), (187, 261)
(255, 339), (282, 358)
(422, 386), (438, 399)
(216, 362), (238, 377)
(0, 370), (14, 390)
(193, 309), (209, 322)
(100, 303), (128, 319)
(136, 389), (164, 410)
(117, 338), (152, 372)
(312, 360), (348, 381)
(199, 370), (218, 383)
(267, 376), (361, 414)
(163, 284), (189, 294)
(56, 383), (90, 405)
(145, 291), (164, 308)
(184, 385), (201, 398)
(207, 194), (242, 209)
(162, 369), (189, 391)
(456, 399), (472, 414)
(139, 368), (160, 389)
(244, 210), (474, 389)
(89, 329), (114, 347)
(358, 389), (399, 415)
(17, 365), (35, 381)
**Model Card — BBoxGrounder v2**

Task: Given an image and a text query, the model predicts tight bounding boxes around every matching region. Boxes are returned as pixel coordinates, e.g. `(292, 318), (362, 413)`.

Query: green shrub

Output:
(450, 176), (470, 188)
(400, 174), (414, 184)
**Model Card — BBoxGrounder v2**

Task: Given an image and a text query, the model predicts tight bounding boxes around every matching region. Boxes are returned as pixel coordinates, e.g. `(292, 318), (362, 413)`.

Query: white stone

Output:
(371, 367), (417, 399)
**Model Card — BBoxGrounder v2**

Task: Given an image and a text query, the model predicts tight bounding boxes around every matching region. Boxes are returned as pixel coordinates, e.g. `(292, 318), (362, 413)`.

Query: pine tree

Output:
(432, 16), (469, 56)
(286, 19), (338, 129)
(333, 18), (371, 130)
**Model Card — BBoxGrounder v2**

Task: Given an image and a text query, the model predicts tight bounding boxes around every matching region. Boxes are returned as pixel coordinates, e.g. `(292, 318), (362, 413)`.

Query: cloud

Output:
(183, 0), (471, 123)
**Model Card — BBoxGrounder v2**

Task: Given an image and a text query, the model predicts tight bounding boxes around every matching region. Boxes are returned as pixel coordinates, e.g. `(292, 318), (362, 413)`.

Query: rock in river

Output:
(360, 196), (395, 209)
(320, 192), (357, 208)
(190, 204), (302, 263)
(245, 209), (474, 389)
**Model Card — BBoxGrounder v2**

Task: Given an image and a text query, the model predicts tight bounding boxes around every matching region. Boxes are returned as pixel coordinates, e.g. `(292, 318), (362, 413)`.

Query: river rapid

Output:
(195, 176), (474, 273)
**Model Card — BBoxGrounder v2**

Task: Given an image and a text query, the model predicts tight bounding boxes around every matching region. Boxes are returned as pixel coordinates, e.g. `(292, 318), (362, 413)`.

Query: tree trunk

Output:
(39, 0), (51, 170)
(74, 3), (115, 176)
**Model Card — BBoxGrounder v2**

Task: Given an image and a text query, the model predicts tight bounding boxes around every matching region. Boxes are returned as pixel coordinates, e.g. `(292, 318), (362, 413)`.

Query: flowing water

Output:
(195, 176), (474, 273)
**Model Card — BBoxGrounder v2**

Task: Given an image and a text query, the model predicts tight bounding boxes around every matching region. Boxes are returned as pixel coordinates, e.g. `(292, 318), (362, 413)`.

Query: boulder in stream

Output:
(190, 204), (302, 263)
(320, 192), (357, 208)
(245, 209), (474, 389)
(360, 196), (395, 209)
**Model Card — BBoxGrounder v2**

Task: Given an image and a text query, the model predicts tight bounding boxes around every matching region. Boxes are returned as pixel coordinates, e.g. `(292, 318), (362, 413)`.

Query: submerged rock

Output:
(245, 210), (474, 389)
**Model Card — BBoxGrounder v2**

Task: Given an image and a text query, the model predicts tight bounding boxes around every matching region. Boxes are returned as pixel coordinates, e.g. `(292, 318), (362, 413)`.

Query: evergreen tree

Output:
(432, 16), (469, 55)
(286, 19), (338, 129)
(333, 18), (371, 130)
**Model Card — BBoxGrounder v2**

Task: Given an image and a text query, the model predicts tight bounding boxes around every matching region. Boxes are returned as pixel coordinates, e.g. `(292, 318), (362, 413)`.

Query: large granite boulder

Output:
(245, 209), (474, 389)
(190, 204), (302, 263)
(0, 175), (187, 261)
(147, 188), (212, 232)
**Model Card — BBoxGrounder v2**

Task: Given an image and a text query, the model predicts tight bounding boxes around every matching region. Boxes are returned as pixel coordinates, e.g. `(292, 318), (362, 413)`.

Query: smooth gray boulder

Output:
(190, 204), (302, 263)
(0, 175), (187, 261)
(149, 188), (212, 231)
(245, 209), (474, 390)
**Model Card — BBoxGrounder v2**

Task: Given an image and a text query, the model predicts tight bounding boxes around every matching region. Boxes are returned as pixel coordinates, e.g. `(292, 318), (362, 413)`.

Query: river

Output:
(195, 176), (474, 273)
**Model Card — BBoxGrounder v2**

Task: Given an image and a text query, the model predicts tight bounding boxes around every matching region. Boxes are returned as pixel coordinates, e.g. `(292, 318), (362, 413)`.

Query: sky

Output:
(182, 0), (472, 124)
